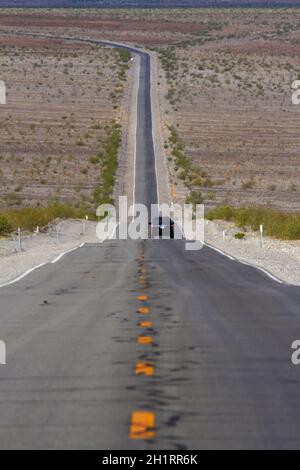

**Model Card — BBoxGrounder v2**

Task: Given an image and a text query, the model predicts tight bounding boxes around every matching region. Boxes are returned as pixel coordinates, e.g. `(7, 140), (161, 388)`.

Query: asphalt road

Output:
(0, 38), (300, 450)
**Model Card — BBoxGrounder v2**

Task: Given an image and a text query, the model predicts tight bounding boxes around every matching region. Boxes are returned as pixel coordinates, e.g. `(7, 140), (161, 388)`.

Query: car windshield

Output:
(152, 217), (172, 226)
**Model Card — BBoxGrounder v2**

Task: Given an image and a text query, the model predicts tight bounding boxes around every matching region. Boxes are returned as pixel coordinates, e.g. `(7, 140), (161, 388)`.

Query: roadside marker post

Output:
(82, 215), (88, 236)
(56, 226), (60, 245)
(222, 230), (226, 242)
(17, 228), (23, 252)
(260, 224), (263, 248)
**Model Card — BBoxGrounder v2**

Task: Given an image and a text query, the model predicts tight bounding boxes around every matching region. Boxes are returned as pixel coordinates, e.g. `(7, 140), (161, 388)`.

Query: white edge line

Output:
(0, 263), (47, 288)
(51, 243), (85, 264)
(133, 55), (140, 210)
(177, 223), (288, 285)
(150, 54), (160, 207)
(204, 241), (235, 261)
(204, 241), (289, 285)
(0, 242), (86, 289)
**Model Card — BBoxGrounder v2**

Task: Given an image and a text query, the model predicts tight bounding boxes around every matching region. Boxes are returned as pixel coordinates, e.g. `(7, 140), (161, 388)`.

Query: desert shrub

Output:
(89, 155), (101, 165)
(114, 48), (132, 81)
(0, 203), (95, 232)
(167, 125), (192, 182)
(235, 232), (246, 240)
(159, 48), (178, 85)
(242, 179), (256, 190)
(5, 192), (22, 206)
(207, 206), (300, 240)
(207, 206), (236, 222)
(93, 121), (121, 205)
(0, 216), (13, 235)
(186, 191), (204, 209)
(202, 178), (214, 188)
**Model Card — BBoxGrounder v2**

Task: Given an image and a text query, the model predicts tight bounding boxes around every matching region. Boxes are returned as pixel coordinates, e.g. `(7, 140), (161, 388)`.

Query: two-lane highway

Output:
(0, 35), (300, 449)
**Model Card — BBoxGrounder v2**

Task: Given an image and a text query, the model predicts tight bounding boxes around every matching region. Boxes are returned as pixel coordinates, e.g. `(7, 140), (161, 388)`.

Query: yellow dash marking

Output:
(138, 307), (150, 315)
(137, 336), (152, 344)
(135, 361), (154, 376)
(139, 320), (152, 327)
(137, 294), (148, 301)
(129, 411), (155, 440)
(140, 266), (146, 273)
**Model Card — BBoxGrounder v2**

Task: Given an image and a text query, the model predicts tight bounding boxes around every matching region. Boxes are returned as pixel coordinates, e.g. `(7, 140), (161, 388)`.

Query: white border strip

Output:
(150, 54), (160, 206)
(0, 263), (47, 288)
(0, 242), (86, 289)
(51, 243), (86, 264)
(133, 56), (140, 210)
(204, 241), (288, 285)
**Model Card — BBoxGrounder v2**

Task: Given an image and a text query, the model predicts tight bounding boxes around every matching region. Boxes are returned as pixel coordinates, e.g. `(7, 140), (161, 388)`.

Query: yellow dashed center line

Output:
(129, 245), (156, 441)
(137, 335), (152, 344)
(137, 294), (148, 301)
(135, 361), (154, 376)
(137, 307), (150, 315)
(129, 411), (155, 440)
(139, 320), (152, 327)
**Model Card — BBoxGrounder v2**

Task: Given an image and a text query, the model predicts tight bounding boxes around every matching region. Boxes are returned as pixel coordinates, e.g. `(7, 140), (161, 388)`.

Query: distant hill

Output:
(0, 1), (299, 8)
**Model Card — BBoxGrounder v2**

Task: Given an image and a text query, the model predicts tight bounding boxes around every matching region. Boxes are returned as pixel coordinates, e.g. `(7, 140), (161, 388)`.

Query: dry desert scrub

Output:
(0, 38), (131, 212)
(207, 206), (300, 241)
(155, 9), (300, 241)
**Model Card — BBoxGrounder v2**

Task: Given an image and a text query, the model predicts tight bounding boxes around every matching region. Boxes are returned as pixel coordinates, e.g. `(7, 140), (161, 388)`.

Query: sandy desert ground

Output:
(0, 27), (131, 210)
(0, 8), (300, 286)
(154, 9), (300, 212)
(1, 8), (299, 212)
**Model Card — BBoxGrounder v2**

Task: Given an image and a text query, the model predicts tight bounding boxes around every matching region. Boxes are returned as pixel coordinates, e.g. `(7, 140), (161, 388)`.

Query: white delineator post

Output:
(82, 215), (88, 236)
(17, 227), (23, 252)
(260, 224), (263, 248)
(292, 80), (300, 105)
(56, 226), (60, 245)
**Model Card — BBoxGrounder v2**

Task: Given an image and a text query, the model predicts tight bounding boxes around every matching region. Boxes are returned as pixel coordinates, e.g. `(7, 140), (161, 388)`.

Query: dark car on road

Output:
(150, 216), (175, 239)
